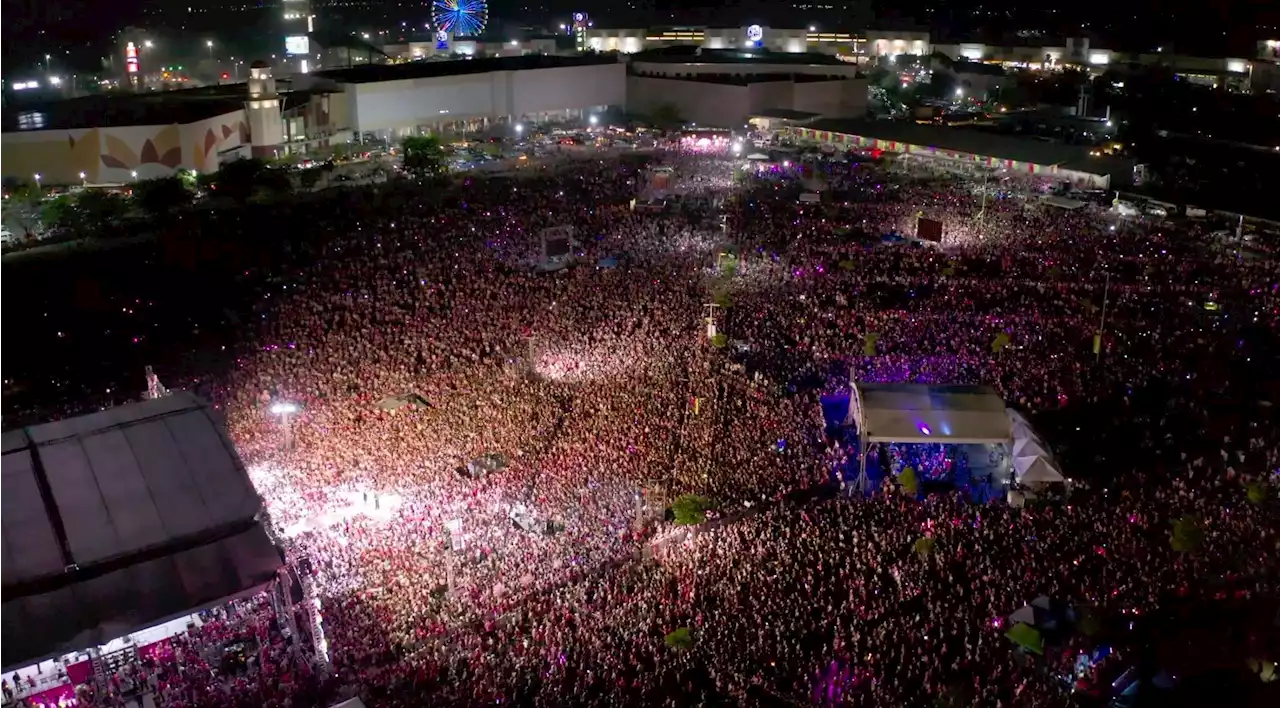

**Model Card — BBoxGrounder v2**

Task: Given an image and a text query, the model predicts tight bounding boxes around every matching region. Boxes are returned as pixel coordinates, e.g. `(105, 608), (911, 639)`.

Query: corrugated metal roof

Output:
(1, 392), (281, 669)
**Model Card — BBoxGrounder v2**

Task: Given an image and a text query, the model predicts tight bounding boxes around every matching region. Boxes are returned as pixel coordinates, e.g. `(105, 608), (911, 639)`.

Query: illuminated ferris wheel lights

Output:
(432, 0), (488, 37)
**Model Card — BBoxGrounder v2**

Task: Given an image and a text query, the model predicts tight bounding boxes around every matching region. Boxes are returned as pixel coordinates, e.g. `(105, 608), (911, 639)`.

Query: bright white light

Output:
(33, 173), (42, 182)
(809, 25), (816, 32)
(131, 170), (138, 178)
(589, 115), (598, 125)
(515, 123), (524, 133)
(270, 402), (300, 415)
(144, 40), (153, 48)
(1106, 120), (1113, 127)
(206, 40), (213, 48)
(732, 141), (743, 155)
(49, 76), (62, 86)
(79, 172), (86, 179)
(955, 87), (964, 97)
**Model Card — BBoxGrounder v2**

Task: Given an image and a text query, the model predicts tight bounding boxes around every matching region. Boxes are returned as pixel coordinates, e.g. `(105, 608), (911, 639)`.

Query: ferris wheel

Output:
(432, 0), (488, 37)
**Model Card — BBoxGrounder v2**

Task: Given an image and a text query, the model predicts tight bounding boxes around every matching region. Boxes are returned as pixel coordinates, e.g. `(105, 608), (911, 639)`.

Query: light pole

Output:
(206, 40), (214, 61)
(270, 401), (300, 450)
(33, 173), (42, 191)
(1094, 270), (1111, 361)
(79, 172), (87, 186)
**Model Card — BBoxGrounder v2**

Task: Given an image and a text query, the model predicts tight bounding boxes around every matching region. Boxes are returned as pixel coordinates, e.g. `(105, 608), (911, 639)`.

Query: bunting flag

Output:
(692, 397), (702, 415)
(1092, 333), (1102, 355)
(864, 332), (880, 356)
(992, 332), (1011, 353)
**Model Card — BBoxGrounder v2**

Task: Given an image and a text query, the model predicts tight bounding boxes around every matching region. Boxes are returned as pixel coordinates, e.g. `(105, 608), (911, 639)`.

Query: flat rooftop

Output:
(805, 118), (1134, 177)
(630, 46), (850, 66)
(632, 72), (854, 86)
(1, 85), (316, 133)
(314, 54), (621, 85)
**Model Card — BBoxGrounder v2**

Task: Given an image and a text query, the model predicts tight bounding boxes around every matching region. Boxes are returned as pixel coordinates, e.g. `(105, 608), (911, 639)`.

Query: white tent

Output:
(330, 699), (368, 708)
(1009, 605), (1037, 625)
(1006, 408), (1031, 426)
(1011, 422), (1041, 442)
(1014, 456), (1065, 484)
(1013, 437), (1051, 459)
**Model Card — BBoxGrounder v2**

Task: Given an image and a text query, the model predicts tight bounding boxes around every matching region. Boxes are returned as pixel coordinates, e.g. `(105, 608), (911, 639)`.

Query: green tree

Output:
(41, 194), (77, 231)
(913, 536), (936, 559)
(1246, 481), (1270, 505)
(648, 103), (685, 130)
(74, 191), (130, 228)
(402, 134), (448, 178)
(899, 466), (919, 497)
(212, 158), (271, 203)
(671, 494), (713, 525)
(132, 176), (191, 216)
(1170, 515), (1206, 553)
(6, 183), (46, 235)
(710, 333), (728, 348)
(298, 168), (324, 191)
(664, 627), (695, 651)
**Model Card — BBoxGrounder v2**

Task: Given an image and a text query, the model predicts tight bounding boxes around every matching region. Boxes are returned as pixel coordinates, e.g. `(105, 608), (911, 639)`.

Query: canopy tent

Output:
(846, 382), (1013, 491)
(847, 383), (1013, 444)
(1039, 195), (1088, 210)
(1014, 455), (1066, 484)
(330, 699), (368, 708)
(1012, 437), (1051, 459)
(1005, 622), (1045, 654)
(375, 392), (430, 411)
(1011, 422), (1041, 442)
(1, 392), (282, 670)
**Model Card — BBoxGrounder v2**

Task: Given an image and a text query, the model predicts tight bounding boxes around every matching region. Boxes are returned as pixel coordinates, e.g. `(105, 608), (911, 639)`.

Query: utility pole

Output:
(1095, 270), (1111, 361)
(976, 169), (990, 240)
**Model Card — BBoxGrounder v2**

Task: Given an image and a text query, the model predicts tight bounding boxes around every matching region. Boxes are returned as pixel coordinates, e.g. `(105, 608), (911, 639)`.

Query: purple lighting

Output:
(918, 424), (932, 436)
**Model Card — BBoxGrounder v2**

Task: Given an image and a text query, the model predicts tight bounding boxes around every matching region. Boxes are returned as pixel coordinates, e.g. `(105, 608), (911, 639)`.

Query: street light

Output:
(79, 171), (87, 185)
(206, 40), (214, 60)
(588, 114), (598, 126)
(130, 170), (138, 179)
(144, 40), (153, 48)
(33, 173), (42, 189)
(515, 123), (524, 134)
(270, 401), (300, 450)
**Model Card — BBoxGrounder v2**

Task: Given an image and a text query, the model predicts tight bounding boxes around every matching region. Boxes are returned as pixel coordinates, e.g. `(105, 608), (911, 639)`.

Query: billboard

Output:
(285, 35), (310, 56)
(916, 217), (943, 243)
(126, 42), (139, 73)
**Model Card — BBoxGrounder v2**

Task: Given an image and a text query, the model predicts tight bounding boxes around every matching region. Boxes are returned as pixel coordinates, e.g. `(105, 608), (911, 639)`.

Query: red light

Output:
(221, 72), (230, 80)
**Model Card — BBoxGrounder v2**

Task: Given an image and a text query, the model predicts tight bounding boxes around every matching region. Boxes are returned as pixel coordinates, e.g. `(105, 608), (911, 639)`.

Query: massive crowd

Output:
(7, 139), (1279, 708)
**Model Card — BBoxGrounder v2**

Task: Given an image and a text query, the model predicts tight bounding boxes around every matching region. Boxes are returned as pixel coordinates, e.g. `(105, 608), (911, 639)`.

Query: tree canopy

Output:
(402, 134), (449, 178)
(671, 494), (713, 525)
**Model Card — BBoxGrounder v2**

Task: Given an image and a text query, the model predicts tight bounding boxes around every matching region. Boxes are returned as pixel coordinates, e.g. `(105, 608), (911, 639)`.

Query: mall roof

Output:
(1, 392), (282, 669)
(1, 86), (314, 133)
(631, 46), (850, 65)
(848, 383), (1012, 444)
(315, 54), (621, 84)
(805, 118), (1134, 176)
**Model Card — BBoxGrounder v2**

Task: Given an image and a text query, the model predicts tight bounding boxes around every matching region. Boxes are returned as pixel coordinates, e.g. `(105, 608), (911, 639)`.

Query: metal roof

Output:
(1, 392), (281, 669)
(848, 383), (1013, 444)
(315, 54), (621, 85)
(803, 118), (1135, 177)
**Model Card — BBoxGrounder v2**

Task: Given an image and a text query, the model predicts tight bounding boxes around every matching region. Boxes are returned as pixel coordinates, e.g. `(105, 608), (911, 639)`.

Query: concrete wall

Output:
(1, 109), (247, 185)
(628, 76), (868, 127)
(627, 76), (752, 127)
(345, 62), (626, 132)
(630, 61), (858, 79)
(792, 79), (868, 118)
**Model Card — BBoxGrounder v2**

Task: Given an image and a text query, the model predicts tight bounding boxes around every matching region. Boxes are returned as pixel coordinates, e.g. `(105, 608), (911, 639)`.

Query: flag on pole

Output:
(864, 332), (880, 356)
(692, 397), (702, 415)
(1092, 333), (1102, 355)
(992, 332), (1011, 353)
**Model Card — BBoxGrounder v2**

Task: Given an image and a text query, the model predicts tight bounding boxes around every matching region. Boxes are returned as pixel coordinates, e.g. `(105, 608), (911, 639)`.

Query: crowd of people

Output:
(6, 137), (1279, 708)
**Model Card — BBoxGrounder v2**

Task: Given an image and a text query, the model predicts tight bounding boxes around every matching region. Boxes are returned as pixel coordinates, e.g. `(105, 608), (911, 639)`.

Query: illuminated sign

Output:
(285, 35), (310, 56)
(436, 30), (449, 50)
(126, 41), (139, 73)
(746, 25), (763, 43)
(573, 12), (589, 52)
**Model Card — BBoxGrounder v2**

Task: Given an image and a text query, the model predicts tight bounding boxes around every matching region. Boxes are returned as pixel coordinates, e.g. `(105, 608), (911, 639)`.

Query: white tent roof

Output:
(1011, 422), (1040, 442)
(330, 699), (368, 708)
(1013, 438), (1051, 459)
(1015, 456), (1065, 484)
(1006, 408), (1031, 426)
(848, 383), (1012, 444)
